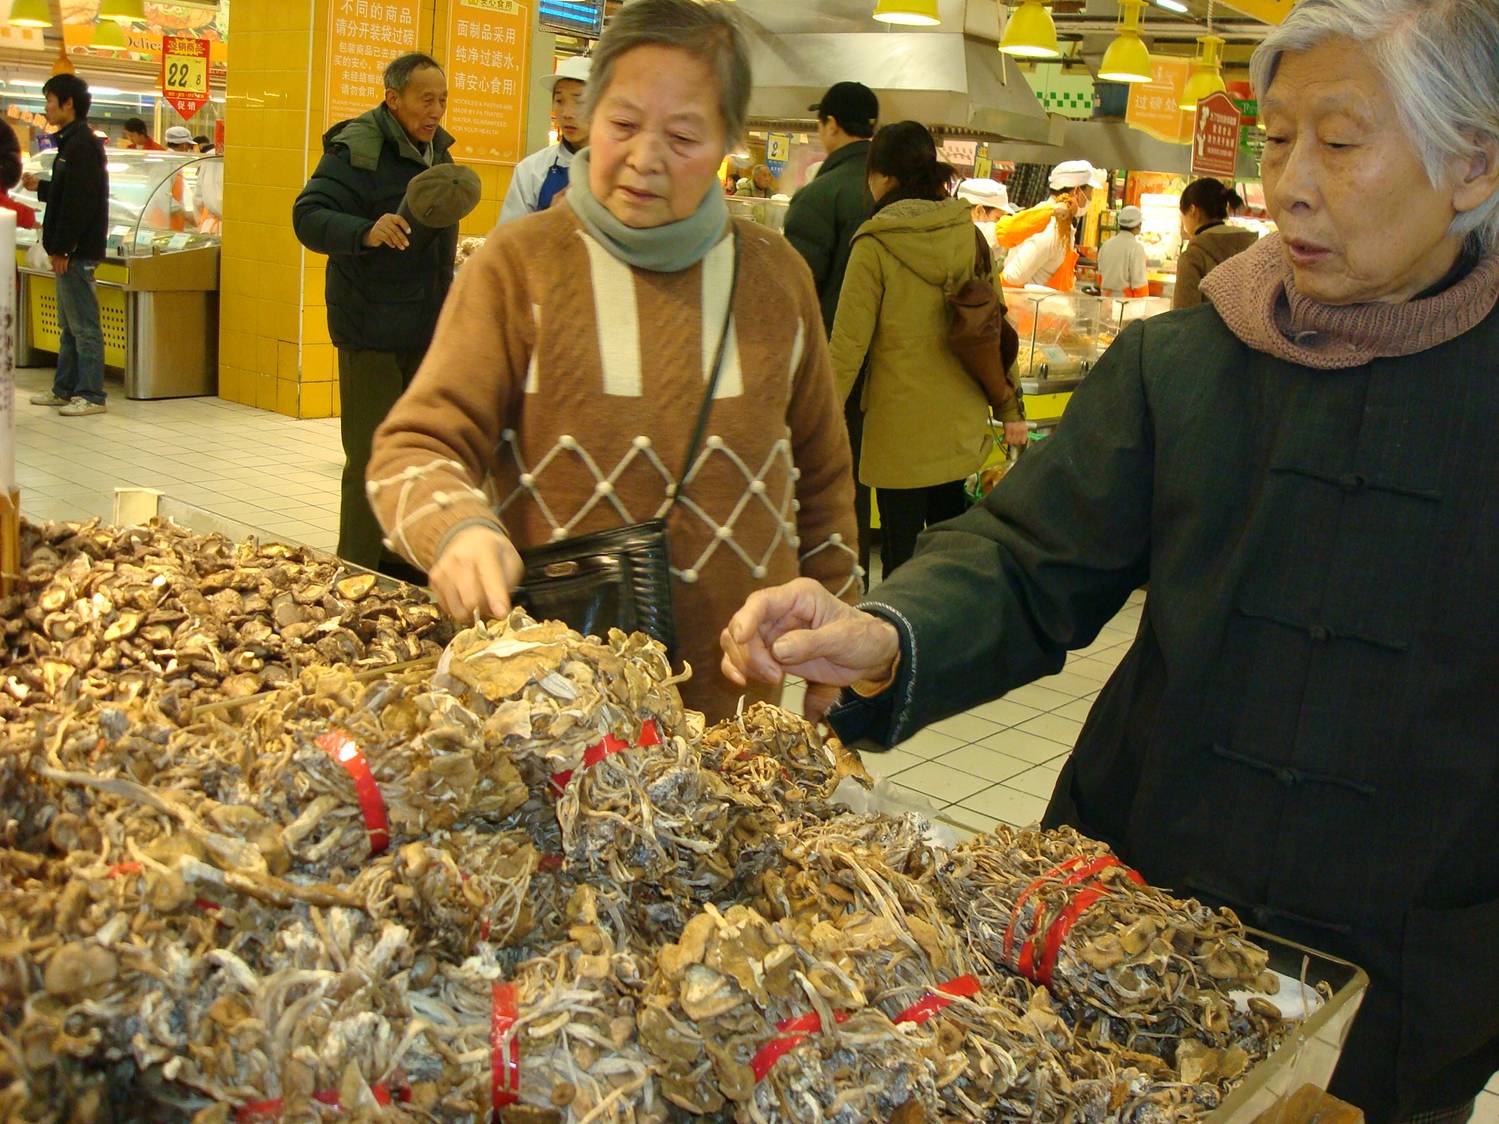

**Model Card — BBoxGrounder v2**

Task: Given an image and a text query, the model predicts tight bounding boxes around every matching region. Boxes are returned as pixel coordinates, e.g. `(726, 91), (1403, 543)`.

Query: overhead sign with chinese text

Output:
(1192, 90), (1241, 179)
(160, 35), (210, 121)
(1126, 56), (1193, 145)
(445, 0), (530, 166)
(326, 0), (420, 129)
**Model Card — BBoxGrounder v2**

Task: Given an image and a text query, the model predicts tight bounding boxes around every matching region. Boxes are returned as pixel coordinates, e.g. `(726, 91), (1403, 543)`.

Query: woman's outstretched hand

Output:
(721, 578), (900, 695)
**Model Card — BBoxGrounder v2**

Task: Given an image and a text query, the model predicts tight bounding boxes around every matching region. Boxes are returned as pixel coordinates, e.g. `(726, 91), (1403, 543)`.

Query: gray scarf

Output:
(566, 148), (728, 272)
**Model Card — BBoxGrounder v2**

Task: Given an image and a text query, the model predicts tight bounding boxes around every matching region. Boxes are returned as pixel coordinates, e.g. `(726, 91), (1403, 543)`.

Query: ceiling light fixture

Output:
(7, 0), (53, 28)
(999, 0), (1059, 59)
(99, 0), (146, 22)
(1179, 34), (1227, 109)
(1098, 0), (1153, 83)
(873, 0), (940, 25)
(92, 19), (127, 49)
(1154, 0), (1189, 12)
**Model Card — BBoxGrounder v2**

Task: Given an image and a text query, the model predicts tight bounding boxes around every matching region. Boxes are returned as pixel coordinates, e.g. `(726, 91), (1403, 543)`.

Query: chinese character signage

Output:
(1125, 55), (1194, 145)
(446, 0), (531, 166)
(161, 35), (211, 121)
(326, 0), (421, 129)
(1191, 90), (1241, 180)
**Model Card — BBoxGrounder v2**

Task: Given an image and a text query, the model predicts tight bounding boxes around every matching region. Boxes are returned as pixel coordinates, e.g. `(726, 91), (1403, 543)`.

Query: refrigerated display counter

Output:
(12, 149), (222, 399)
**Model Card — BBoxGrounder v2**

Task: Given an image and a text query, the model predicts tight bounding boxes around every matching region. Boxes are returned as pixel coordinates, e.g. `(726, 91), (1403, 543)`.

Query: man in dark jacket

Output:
(293, 53), (456, 579)
(784, 81), (879, 583)
(23, 74), (109, 417)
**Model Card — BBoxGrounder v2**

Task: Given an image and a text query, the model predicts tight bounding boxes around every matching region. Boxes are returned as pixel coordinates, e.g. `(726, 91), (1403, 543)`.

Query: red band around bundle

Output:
(491, 981), (521, 1109)
(550, 719), (662, 789)
(235, 1083), (408, 1121)
(892, 974), (983, 1026)
(315, 730), (391, 856)
(1003, 855), (1145, 985)
(750, 1009), (850, 1083)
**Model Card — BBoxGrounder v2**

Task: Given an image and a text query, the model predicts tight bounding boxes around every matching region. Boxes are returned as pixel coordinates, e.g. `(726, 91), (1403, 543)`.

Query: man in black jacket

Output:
(293, 53), (455, 578)
(784, 81), (879, 582)
(23, 74), (109, 417)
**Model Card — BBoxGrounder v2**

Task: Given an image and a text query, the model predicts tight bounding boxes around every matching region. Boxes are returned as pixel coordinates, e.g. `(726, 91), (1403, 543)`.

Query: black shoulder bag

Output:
(511, 232), (741, 656)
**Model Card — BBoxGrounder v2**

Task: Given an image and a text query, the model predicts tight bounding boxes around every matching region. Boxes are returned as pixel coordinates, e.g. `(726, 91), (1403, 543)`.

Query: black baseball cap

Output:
(809, 81), (879, 136)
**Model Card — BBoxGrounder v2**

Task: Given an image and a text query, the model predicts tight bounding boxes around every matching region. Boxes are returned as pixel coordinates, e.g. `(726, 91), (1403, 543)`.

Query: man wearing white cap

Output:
(954, 177), (1016, 253)
(500, 56), (590, 223)
(1096, 204), (1149, 298)
(1001, 158), (1097, 290)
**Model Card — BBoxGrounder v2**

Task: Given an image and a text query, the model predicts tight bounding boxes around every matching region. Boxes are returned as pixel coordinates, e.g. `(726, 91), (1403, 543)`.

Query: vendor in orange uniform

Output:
(1097, 204), (1149, 298)
(1000, 159), (1097, 291)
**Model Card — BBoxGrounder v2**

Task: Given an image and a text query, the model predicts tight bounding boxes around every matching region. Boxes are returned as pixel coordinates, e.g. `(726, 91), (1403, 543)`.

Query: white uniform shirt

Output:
(195, 158), (224, 219)
(1002, 225), (1069, 288)
(1097, 229), (1148, 295)
(499, 142), (577, 224)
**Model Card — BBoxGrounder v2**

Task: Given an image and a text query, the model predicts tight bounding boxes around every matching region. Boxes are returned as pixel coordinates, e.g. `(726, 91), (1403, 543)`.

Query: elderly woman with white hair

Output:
(722, 2), (1499, 1119)
(367, 0), (858, 721)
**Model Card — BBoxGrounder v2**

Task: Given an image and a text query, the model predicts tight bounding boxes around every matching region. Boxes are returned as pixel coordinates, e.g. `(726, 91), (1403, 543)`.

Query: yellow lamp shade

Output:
(7, 0), (52, 28)
(1098, 33), (1152, 82)
(99, 0), (146, 22)
(1179, 34), (1227, 109)
(92, 19), (126, 48)
(873, 0), (940, 25)
(1000, 0), (1059, 59)
(1098, 0), (1152, 83)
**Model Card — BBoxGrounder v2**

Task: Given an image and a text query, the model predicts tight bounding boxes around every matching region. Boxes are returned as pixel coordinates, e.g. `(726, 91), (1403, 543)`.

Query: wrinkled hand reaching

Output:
(428, 524), (524, 622)
(721, 578), (900, 697)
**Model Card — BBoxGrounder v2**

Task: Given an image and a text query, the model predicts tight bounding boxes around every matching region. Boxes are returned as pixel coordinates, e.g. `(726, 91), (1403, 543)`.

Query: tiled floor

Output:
(12, 369), (1499, 1117)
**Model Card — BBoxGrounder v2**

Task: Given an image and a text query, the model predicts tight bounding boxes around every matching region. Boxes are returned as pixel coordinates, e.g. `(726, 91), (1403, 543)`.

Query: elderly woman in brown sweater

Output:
(366, 0), (858, 721)
(725, 0), (1499, 1118)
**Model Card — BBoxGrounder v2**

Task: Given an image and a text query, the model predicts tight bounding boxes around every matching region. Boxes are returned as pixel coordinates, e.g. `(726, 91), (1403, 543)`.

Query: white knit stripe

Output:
(578, 232), (643, 397)
(700, 238), (743, 399)
(787, 319), (805, 390)
(523, 304), (541, 395)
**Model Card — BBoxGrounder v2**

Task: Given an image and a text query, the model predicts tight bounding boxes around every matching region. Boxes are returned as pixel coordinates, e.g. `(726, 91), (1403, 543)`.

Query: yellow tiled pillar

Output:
(219, 0), (537, 418)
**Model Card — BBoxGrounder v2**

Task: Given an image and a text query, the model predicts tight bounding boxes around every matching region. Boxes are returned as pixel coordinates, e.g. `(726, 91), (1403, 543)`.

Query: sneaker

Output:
(58, 397), (106, 417)
(29, 392), (68, 406)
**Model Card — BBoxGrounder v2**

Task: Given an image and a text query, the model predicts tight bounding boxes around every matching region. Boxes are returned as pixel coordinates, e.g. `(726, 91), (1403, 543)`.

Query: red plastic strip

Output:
(235, 1084), (405, 1121)
(751, 1009), (850, 1083)
(1007, 855), (1144, 981)
(551, 720), (661, 789)
(892, 974), (983, 1026)
(316, 730), (391, 856)
(491, 982), (520, 1109)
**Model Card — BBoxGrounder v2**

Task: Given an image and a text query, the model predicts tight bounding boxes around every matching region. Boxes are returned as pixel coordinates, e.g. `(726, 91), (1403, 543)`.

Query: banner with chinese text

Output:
(445, 0), (530, 166)
(1125, 56), (1194, 145)
(326, 0), (421, 129)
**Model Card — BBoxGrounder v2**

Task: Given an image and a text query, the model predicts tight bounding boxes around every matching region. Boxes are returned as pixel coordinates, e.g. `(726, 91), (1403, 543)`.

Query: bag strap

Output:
(672, 227), (740, 502)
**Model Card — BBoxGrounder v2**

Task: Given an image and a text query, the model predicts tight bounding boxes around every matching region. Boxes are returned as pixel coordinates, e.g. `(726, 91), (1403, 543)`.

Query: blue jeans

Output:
(52, 258), (106, 405)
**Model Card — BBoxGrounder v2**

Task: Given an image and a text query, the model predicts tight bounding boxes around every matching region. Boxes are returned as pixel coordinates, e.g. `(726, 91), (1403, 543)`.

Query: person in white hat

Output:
(1096, 203), (1149, 298)
(954, 176), (1016, 252)
(163, 125), (196, 152)
(500, 55), (591, 223)
(1001, 158), (1098, 290)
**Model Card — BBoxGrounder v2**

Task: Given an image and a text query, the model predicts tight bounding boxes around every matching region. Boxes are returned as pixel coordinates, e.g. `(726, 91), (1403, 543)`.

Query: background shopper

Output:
(828, 121), (1021, 577)
(1173, 177), (1256, 308)
(1097, 204), (1148, 297)
(23, 75), (108, 418)
(724, 2), (1499, 1118)
(366, 0), (858, 722)
(500, 56), (589, 222)
(292, 52), (456, 581)
(784, 80), (879, 582)
(0, 120), (36, 231)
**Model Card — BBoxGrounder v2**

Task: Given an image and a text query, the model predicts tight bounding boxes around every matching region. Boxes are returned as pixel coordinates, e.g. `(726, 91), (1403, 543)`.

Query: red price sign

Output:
(1192, 90), (1242, 180)
(161, 35), (210, 121)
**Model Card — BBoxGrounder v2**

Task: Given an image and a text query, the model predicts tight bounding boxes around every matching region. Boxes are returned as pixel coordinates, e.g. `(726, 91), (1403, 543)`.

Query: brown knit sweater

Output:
(367, 205), (860, 720)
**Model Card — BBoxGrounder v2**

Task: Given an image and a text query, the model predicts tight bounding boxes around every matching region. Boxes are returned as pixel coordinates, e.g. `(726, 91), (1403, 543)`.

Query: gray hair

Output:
(584, 0), (752, 151)
(1250, 0), (1499, 252)
(384, 53), (443, 92)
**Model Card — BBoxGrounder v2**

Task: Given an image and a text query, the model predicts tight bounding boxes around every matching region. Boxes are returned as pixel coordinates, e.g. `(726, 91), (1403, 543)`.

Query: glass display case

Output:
(1097, 295), (1173, 351)
(1007, 288), (1105, 387)
(726, 194), (790, 234)
(11, 149), (222, 399)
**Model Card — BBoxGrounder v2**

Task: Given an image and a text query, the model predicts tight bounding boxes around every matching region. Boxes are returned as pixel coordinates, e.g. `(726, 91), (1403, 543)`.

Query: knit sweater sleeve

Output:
(366, 233), (533, 568)
(785, 257), (863, 603)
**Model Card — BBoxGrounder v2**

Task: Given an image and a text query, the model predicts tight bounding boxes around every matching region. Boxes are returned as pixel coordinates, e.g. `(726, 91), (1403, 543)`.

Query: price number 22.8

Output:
(164, 57), (205, 94)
